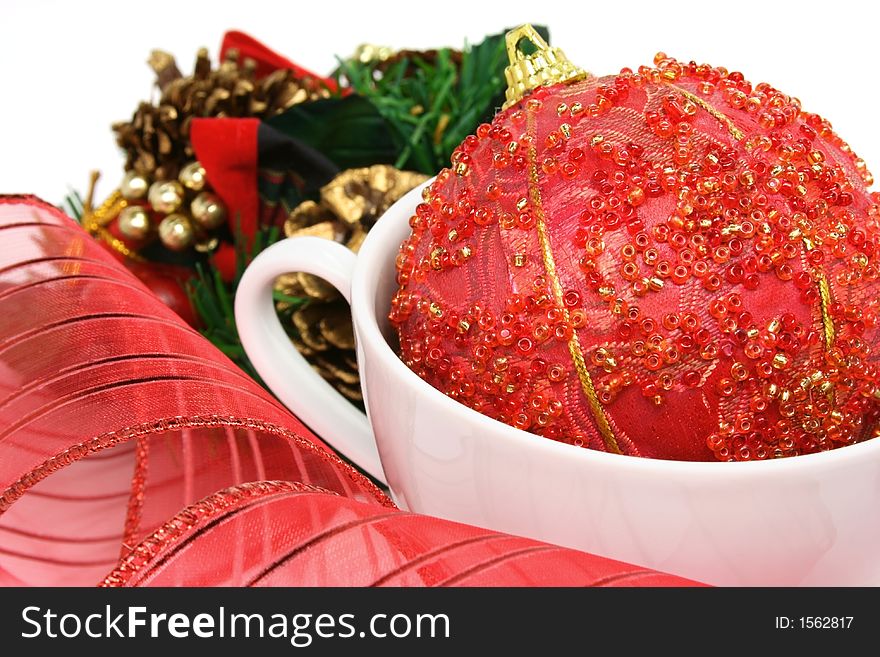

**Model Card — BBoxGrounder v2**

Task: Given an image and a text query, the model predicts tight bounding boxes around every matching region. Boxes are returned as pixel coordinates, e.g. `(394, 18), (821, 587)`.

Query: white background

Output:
(1, 0), (878, 204)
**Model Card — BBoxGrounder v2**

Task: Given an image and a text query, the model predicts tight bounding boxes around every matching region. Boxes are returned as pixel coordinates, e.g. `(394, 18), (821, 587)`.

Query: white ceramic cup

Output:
(235, 180), (880, 586)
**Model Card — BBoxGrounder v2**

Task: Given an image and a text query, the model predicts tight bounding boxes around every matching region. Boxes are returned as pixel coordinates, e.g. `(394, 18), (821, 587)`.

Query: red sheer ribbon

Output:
(0, 197), (697, 587)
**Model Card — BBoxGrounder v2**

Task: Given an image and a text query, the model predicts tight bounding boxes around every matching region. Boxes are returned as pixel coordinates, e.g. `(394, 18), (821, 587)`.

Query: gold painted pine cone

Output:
(276, 165), (428, 403)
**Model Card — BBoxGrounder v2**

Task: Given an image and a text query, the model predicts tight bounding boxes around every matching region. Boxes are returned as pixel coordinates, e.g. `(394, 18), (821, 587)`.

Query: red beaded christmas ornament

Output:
(389, 26), (880, 461)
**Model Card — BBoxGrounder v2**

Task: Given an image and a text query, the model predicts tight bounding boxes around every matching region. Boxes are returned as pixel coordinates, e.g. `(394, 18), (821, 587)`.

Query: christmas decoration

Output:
(72, 27), (545, 395)
(120, 170), (150, 200)
(353, 43), (464, 76)
(181, 29), (528, 388)
(337, 27), (547, 175)
(148, 180), (185, 214)
(390, 25), (880, 462)
(113, 47), (330, 181)
(179, 160), (207, 191)
(276, 165), (428, 401)
(190, 191), (227, 229)
(107, 44), (333, 258)
(117, 205), (152, 240)
(124, 259), (201, 327)
(157, 213), (195, 251)
(1, 198), (693, 589)
(76, 173), (144, 262)
(69, 175), (199, 325)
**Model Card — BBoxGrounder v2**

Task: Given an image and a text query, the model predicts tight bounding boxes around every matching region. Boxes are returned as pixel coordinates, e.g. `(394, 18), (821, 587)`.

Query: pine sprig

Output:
(73, 27), (546, 390)
(63, 190), (85, 222)
(187, 225), (287, 385)
(335, 26), (549, 175)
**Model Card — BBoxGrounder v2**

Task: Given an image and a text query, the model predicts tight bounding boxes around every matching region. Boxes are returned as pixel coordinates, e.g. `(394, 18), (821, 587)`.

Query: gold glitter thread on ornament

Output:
(810, 255), (838, 406)
(800, 237), (838, 350)
(502, 25), (588, 110)
(665, 83), (745, 142)
(816, 274), (836, 348)
(799, 234), (837, 370)
(526, 111), (621, 454)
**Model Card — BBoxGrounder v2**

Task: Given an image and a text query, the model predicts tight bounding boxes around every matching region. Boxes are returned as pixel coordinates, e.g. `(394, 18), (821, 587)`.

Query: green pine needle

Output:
(78, 27), (550, 396)
(63, 189), (85, 222)
(337, 26), (549, 175)
(186, 225), (282, 386)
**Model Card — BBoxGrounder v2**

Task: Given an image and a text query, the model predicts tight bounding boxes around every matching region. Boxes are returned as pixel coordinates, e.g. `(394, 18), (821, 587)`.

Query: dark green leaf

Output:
(266, 96), (398, 170)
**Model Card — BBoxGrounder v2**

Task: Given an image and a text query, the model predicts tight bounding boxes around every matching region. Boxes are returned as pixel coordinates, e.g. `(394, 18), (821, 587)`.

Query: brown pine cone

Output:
(351, 44), (463, 76)
(113, 47), (330, 181)
(276, 165), (429, 404)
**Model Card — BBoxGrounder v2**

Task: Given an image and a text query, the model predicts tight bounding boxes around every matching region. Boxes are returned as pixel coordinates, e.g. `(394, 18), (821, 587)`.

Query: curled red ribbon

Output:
(0, 196), (696, 587)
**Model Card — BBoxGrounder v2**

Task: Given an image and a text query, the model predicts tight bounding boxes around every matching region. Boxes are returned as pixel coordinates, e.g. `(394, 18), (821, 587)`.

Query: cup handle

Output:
(234, 236), (386, 484)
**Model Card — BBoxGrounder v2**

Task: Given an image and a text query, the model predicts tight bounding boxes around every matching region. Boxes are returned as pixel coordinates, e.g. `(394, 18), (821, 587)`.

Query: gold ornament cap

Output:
(502, 25), (588, 110)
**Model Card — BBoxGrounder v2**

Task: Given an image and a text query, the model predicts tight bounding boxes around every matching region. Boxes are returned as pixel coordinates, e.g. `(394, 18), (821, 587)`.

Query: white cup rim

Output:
(349, 180), (880, 481)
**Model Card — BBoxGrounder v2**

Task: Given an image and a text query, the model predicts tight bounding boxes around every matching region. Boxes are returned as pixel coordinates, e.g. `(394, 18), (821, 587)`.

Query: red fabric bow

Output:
(190, 31), (342, 245)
